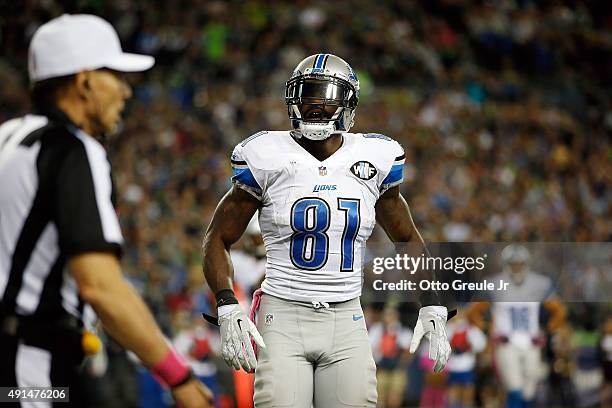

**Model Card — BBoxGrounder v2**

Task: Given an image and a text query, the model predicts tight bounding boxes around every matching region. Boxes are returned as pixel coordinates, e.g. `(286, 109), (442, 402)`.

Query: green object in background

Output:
(572, 329), (600, 348)
(81, 0), (105, 10)
(356, 70), (374, 99)
(203, 23), (227, 62)
(245, 3), (267, 29)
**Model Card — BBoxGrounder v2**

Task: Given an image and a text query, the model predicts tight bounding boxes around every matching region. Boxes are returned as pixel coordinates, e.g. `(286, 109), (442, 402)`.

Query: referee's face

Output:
(83, 69), (132, 135)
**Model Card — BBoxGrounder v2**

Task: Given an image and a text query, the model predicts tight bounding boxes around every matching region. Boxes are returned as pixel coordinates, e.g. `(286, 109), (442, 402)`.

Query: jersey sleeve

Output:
(379, 140), (405, 194)
(230, 142), (265, 200)
(539, 274), (556, 301)
(54, 136), (123, 257)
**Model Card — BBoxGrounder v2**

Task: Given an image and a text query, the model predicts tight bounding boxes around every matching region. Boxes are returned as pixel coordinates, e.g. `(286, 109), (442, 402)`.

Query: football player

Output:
(468, 244), (566, 408)
(202, 54), (452, 407)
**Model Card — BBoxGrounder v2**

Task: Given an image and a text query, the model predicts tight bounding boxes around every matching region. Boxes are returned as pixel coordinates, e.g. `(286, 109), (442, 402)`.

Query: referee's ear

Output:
(74, 71), (92, 101)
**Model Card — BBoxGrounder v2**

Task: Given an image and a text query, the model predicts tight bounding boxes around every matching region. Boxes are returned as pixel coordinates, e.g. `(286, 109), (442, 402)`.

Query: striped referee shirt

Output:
(0, 108), (123, 328)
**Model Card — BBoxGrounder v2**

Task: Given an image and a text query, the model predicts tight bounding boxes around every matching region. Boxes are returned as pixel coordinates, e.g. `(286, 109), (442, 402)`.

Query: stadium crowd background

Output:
(1, 0), (610, 407)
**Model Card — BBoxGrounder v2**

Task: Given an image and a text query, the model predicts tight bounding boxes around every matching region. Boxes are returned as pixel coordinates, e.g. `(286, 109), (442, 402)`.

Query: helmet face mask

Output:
(285, 54), (359, 140)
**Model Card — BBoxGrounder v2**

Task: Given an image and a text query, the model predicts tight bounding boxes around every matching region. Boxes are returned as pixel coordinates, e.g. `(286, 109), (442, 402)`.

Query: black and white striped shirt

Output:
(0, 109), (123, 328)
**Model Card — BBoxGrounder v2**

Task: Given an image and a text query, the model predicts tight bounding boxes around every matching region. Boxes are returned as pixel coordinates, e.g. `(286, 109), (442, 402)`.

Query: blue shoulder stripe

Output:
(232, 167), (262, 192)
(381, 163), (404, 186)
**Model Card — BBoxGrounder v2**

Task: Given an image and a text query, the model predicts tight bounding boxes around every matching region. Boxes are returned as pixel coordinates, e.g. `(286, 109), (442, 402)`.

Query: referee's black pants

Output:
(0, 331), (86, 407)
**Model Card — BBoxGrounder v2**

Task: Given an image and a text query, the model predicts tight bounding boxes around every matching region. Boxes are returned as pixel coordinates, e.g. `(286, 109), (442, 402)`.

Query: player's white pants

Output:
(495, 342), (542, 400)
(253, 293), (377, 407)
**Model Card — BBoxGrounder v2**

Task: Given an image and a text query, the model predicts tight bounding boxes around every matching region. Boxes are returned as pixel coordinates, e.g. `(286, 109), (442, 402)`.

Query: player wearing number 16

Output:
(202, 54), (452, 407)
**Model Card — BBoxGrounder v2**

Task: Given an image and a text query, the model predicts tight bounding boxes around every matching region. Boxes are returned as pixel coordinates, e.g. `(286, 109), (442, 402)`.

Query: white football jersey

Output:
(231, 131), (405, 302)
(489, 271), (554, 340)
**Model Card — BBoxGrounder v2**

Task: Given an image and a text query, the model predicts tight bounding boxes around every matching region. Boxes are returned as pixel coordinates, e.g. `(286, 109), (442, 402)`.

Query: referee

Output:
(0, 14), (212, 407)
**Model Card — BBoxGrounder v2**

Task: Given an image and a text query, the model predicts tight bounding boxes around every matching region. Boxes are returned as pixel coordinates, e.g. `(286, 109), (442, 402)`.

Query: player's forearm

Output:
(82, 278), (170, 367)
(384, 220), (442, 305)
(202, 231), (234, 295)
(201, 187), (260, 299)
(376, 188), (441, 305)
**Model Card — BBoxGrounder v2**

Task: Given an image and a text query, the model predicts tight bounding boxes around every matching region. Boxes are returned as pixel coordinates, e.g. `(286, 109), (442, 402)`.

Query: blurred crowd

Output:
(1, 0), (611, 407)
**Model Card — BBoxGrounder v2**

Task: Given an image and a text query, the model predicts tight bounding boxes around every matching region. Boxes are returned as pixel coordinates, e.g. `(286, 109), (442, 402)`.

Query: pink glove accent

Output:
(150, 347), (191, 388)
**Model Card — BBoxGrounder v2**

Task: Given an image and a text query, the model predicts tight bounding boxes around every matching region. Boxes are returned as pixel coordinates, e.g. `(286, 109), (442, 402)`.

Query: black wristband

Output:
(215, 289), (238, 308)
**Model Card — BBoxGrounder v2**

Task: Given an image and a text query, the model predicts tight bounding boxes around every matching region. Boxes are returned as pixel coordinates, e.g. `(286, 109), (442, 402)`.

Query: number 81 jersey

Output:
(231, 131), (405, 303)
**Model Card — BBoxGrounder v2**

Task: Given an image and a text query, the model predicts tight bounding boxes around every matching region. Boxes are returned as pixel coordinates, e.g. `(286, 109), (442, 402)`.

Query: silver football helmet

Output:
(285, 54), (359, 140)
(501, 244), (530, 284)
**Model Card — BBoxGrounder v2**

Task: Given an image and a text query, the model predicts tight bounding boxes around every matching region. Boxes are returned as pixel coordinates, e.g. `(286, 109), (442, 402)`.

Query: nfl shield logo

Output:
(265, 314), (274, 326)
(319, 166), (327, 176)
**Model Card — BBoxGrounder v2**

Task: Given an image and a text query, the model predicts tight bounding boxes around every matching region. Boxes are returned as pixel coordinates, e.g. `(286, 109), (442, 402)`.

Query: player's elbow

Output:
(202, 225), (234, 256)
(201, 228), (219, 256)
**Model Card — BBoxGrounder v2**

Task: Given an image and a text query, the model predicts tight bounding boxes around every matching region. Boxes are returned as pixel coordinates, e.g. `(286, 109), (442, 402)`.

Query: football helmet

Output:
(501, 244), (530, 284)
(285, 54), (359, 140)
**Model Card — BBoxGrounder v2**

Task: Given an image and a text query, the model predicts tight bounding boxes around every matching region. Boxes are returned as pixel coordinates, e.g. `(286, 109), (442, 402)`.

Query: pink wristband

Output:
(150, 347), (191, 388)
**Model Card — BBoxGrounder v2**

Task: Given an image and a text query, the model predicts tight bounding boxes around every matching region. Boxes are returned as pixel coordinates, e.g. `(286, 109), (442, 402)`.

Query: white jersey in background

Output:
(231, 131), (404, 303)
(489, 271), (554, 343)
(489, 270), (554, 401)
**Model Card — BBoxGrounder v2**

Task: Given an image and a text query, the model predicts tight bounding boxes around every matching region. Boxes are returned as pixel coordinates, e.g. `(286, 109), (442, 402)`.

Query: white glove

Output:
(409, 305), (451, 373)
(218, 304), (266, 372)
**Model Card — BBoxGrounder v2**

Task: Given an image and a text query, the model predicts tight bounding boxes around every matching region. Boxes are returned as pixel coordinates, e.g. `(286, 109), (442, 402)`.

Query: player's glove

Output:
(409, 305), (451, 373)
(218, 304), (266, 372)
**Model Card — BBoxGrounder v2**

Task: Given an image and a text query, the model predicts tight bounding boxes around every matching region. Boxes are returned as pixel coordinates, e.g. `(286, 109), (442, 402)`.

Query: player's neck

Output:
(297, 133), (344, 161)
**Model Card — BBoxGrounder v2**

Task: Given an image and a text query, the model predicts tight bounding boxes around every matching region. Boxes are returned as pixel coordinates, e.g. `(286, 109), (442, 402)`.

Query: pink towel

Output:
(249, 288), (263, 358)
(249, 288), (263, 322)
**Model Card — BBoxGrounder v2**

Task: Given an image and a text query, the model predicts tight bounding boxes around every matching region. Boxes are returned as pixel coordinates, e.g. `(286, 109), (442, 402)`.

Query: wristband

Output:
(150, 347), (191, 388)
(215, 289), (238, 308)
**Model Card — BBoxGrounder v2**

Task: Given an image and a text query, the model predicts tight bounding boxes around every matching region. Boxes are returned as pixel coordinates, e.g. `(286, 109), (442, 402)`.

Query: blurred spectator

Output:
(602, 316), (612, 408)
(446, 308), (487, 408)
(369, 305), (413, 408)
(419, 340), (448, 408)
(570, 306), (604, 407)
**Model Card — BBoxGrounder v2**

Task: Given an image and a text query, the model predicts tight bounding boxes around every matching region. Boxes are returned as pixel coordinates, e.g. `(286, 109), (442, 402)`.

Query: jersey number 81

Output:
(290, 197), (360, 271)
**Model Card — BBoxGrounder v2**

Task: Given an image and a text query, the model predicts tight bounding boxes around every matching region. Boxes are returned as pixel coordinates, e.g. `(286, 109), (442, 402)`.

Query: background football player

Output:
(202, 54), (452, 407)
(468, 244), (566, 408)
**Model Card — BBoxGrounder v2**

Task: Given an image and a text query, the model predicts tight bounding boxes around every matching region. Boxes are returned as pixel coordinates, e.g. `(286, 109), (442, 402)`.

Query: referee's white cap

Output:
(28, 14), (155, 82)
